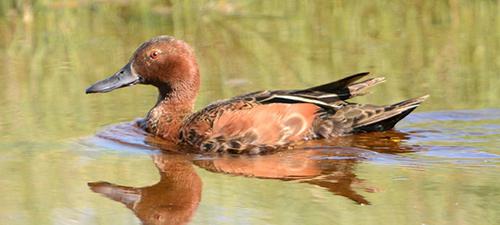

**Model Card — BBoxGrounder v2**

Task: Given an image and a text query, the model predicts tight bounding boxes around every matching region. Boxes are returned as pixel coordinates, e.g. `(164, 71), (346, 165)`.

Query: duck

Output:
(86, 35), (428, 154)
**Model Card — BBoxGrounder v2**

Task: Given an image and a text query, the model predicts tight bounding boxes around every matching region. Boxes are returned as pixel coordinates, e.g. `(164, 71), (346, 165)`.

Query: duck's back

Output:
(178, 73), (428, 154)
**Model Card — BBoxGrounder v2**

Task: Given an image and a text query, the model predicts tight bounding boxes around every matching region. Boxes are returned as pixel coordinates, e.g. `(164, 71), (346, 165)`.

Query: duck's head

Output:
(86, 36), (200, 99)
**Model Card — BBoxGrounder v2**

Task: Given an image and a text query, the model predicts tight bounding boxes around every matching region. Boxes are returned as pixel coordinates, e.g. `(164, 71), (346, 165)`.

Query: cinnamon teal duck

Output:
(86, 36), (428, 154)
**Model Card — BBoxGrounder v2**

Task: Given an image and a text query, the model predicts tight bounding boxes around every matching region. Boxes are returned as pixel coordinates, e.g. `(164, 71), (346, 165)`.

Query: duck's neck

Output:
(144, 86), (197, 141)
(144, 73), (200, 141)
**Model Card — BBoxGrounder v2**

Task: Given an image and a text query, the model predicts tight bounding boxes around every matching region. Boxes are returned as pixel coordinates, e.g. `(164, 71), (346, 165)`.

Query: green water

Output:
(0, 1), (499, 225)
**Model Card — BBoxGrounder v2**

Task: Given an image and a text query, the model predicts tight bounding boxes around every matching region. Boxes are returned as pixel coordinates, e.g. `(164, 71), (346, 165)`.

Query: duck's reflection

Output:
(88, 154), (202, 225)
(89, 130), (419, 224)
(193, 130), (415, 205)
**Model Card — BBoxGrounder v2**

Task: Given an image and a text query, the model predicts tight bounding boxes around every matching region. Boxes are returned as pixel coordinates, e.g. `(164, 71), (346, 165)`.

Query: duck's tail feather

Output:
(292, 72), (385, 103)
(258, 72), (386, 110)
(352, 95), (429, 133)
(302, 72), (370, 93)
(347, 77), (386, 98)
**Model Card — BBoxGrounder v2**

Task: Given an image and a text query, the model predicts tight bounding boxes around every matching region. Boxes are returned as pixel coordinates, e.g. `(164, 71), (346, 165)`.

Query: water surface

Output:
(0, 1), (499, 225)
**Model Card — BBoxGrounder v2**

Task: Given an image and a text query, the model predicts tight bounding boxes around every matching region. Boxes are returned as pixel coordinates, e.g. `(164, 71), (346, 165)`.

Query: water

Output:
(0, 1), (499, 225)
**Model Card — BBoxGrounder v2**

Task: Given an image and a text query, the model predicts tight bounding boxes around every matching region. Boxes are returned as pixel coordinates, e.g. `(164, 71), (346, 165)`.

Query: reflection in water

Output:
(89, 154), (202, 225)
(196, 149), (371, 204)
(193, 130), (416, 205)
(89, 124), (420, 223)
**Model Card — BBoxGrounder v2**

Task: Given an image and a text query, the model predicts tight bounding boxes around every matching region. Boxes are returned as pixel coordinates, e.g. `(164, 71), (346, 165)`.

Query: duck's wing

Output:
(180, 73), (423, 154)
(181, 72), (381, 130)
(253, 72), (385, 109)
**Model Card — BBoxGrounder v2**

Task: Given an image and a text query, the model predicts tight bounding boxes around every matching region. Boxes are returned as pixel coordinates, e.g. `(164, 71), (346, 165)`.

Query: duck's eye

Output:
(149, 51), (160, 59)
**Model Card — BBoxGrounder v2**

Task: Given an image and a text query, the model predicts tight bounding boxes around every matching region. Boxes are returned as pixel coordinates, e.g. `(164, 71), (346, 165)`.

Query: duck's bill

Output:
(86, 63), (141, 94)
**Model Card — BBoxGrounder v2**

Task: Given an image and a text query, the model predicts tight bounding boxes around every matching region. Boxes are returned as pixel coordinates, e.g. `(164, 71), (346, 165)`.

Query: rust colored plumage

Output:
(86, 36), (429, 154)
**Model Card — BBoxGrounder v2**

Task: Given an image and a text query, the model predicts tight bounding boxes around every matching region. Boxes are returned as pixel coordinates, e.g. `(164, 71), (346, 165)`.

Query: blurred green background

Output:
(0, 1), (498, 225)
(0, 0), (498, 140)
